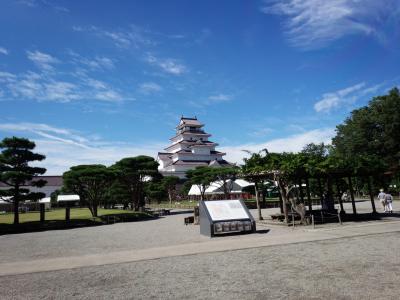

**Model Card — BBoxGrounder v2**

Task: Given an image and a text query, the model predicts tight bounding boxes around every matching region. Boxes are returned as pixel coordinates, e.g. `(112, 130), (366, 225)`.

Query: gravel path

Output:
(1, 231), (399, 300)
(0, 210), (207, 262)
(0, 200), (396, 263)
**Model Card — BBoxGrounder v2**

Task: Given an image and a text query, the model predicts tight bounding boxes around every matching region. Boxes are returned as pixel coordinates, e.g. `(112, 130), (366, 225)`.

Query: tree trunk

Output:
(305, 178), (312, 212)
(168, 190), (173, 204)
(93, 204), (98, 217)
(348, 176), (357, 215)
(289, 198), (306, 225)
(13, 199), (19, 225)
(317, 177), (324, 207)
(223, 181), (229, 199)
(88, 203), (95, 217)
(278, 191), (284, 214)
(367, 177), (377, 214)
(254, 183), (263, 220)
(278, 179), (289, 224)
(336, 179), (345, 214)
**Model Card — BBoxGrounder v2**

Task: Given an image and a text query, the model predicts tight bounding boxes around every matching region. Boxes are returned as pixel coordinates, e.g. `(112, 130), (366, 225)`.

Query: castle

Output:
(157, 116), (232, 178)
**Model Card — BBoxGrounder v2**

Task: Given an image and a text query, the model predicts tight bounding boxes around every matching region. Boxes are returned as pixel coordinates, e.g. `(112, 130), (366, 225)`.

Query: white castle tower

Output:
(157, 116), (231, 178)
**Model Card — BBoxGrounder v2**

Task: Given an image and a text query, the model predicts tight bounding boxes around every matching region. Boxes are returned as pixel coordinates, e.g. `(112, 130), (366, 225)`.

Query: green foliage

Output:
(333, 88), (400, 174)
(186, 166), (215, 200)
(63, 164), (113, 217)
(180, 180), (193, 196)
(145, 181), (167, 203)
(211, 166), (239, 197)
(111, 156), (159, 210)
(161, 176), (180, 203)
(0, 136), (47, 224)
(104, 180), (131, 209)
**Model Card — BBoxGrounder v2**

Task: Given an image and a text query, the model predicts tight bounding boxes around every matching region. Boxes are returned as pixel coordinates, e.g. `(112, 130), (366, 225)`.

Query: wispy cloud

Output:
(26, 50), (59, 71)
(313, 82), (385, 113)
(220, 128), (335, 165)
(0, 122), (88, 148)
(195, 28), (212, 44)
(0, 122), (162, 174)
(138, 82), (162, 95)
(73, 25), (156, 49)
(17, 0), (69, 13)
(0, 121), (335, 174)
(0, 49), (129, 103)
(68, 51), (115, 70)
(0, 47), (9, 55)
(145, 54), (187, 75)
(1, 69), (125, 103)
(187, 93), (234, 109)
(0, 71), (16, 82)
(248, 127), (274, 138)
(261, 0), (399, 49)
(208, 93), (232, 103)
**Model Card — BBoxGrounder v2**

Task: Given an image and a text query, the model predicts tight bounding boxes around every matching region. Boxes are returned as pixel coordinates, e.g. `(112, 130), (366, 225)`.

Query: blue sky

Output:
(1, 0), (400, 174)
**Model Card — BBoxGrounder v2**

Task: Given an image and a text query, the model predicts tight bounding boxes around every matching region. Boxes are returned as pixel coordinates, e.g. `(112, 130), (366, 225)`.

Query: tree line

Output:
(1, 88), (400, 224)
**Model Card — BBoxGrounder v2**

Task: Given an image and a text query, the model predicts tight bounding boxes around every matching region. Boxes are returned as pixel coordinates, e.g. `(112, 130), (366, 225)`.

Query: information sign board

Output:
(199, 199), (256, 237)
(205, 200), (249, 221)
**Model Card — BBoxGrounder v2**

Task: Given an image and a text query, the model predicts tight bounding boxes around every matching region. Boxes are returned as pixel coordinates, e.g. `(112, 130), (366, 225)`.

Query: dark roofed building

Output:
(0, 175), (63, 197)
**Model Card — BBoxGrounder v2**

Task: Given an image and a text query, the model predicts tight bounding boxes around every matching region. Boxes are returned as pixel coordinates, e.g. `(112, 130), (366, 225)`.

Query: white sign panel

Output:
(204, 200), (249, 221)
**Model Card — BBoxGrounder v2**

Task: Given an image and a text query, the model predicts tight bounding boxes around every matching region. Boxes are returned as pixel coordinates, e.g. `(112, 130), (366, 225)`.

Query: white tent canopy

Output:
(39, 197), (51, 204)
(188, 179), (254, 196)
(57, 195), (80, 202)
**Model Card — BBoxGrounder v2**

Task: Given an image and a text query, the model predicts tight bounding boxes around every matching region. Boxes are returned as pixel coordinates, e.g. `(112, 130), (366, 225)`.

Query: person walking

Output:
(341, 191), (349, 203)
(385, 192), (393, 213)
(378, 189), (386, 212)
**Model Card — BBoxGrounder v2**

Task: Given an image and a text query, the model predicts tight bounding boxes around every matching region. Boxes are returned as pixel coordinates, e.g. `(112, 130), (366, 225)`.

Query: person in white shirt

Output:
(385, 192), (393, 213)
(377, 189), (386, 212)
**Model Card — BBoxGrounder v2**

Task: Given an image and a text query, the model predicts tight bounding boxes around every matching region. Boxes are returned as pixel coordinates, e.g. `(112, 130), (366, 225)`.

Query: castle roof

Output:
(171, 159), (232, 166)
(177, 116), (203, 128)
(164, 140), (217, 151)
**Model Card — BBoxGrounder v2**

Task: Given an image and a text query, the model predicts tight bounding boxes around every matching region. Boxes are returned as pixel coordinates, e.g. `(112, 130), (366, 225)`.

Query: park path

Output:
(1, 219), (399, 276)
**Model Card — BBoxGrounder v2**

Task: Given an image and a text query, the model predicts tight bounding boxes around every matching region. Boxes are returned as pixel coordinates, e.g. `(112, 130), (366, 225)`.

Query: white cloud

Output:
(313, 82), (385, 113)
(208, 94), (232, 102)
(0, 123), (88, 148)
(0, 122), (336, 174)
(44, 81), (80, 102)
(0, 71), (16, 82)
(0, 60), (126, 103)
(17, 0), (36, 7)
(17, 0), (69, 12)
(73, 25), (156, 49)
(94, 90), (123, 102)
(145, 54), (187, 75)
(26, 50), (59, 71)
(261, 0), (398, 49)
(0, 122), (162, 175)
(68, 51), (115, 70)
(220, 128), (335, 165)
(249, 128), (274, 138)
(139, 82), (162, 95)
(0, 47), (9, 55)
(80, 56), (115, 70)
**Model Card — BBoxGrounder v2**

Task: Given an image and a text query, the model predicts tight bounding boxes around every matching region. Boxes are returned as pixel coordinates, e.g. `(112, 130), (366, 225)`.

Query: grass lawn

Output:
(0, 208), (148, 225)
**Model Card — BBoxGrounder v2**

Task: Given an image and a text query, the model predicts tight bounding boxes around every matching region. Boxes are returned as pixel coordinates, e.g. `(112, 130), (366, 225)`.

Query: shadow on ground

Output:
(0, 212), (156, 235)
